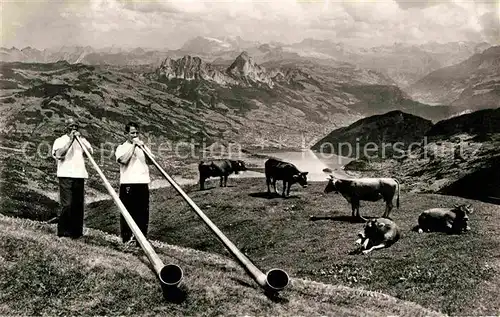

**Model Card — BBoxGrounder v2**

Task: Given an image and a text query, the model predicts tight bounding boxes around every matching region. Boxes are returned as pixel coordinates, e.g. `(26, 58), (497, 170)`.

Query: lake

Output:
(256, 150), (353, 182)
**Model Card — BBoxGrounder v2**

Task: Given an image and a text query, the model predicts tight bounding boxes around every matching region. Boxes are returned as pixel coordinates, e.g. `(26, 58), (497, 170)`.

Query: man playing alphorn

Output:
(115, 122), (155, 245)
(52, 118), (93, 238)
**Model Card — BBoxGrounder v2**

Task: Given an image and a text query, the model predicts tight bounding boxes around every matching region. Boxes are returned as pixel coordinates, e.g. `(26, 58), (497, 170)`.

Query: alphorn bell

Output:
(74, 136), (183, 288)
(139, 145), (289, 292)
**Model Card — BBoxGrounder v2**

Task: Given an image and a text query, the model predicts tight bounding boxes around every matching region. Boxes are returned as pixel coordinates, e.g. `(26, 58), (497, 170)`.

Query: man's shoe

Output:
(124, 236), (139, 248)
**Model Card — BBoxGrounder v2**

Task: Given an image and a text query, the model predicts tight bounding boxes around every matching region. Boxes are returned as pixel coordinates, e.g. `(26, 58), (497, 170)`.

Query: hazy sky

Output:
(1, 0), (499, 50)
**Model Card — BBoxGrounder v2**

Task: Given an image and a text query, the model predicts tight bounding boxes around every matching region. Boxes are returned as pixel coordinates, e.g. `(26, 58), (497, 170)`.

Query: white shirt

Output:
(52, 134), (93, 178)
(115, 142), (154, 184)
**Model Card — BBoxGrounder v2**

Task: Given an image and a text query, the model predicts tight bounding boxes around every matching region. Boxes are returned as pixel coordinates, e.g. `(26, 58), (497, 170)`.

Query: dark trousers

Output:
(58, 177), (85, 238)
(119, 184), (150, 243)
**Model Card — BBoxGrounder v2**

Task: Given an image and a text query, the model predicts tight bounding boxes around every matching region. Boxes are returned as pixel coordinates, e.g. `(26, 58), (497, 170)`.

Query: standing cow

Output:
(415, 204), (473, 234)
(198, 160), (247, 190)
(324, 175), (400, 220)
(265, 158), (308, 197)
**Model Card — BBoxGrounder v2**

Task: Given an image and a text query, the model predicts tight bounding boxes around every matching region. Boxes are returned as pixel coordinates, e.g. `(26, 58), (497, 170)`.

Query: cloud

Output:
(1, 0), (498, 49)
(394, 0), (448, 10)
(479, 11), (500, 43)
(341, 1), (402, 24)
(119, 0), (181, 13)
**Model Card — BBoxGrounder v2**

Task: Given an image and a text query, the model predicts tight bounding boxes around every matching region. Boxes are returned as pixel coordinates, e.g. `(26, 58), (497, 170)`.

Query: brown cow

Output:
(416, 204), (473, 234)
(198, 160), (247, 190)
(265, 158), (308, 197)
(324, 175), (400, 220)
(354, 218), (401, 255)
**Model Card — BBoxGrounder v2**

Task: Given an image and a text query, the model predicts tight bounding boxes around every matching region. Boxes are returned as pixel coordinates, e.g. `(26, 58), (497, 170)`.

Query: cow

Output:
(415, 204), (473, 234)
(265, 158), (308, 197)
(353, 218), (401, 255)
(324, 175), (400, 221)
(198, 160), (247, 190)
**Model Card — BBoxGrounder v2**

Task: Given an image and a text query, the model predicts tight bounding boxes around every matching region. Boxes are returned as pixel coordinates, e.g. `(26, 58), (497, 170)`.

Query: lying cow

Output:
(324, 175), (400, 220)
(354, 218), (400, 255)
(415, 204), (473, 234)
(198, 160), (247, 190)
(265, 158), (308, 197)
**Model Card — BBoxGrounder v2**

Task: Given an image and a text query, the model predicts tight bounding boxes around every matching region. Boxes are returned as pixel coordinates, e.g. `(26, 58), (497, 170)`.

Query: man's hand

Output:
(70, 130), (80, 139)
(133, 138), (144, 146)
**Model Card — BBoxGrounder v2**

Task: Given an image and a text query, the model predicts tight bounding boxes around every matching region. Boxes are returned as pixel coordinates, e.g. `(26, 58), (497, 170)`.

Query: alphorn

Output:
(139, 145), (289, 292)
(75, 136), (183, 288)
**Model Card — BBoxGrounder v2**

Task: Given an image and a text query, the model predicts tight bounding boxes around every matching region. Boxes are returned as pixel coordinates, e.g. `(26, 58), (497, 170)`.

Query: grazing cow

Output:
(198, 160), (247, 190)
(354, 218), (400, 255)
(415, 204), (473, 234)
(324, 175), (400, 220)
(265, 158), (308, 197)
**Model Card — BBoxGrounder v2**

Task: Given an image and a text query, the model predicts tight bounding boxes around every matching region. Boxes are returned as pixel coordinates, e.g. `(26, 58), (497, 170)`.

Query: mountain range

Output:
(2, 39), (495, 125)
(2, 44), (493, 158)
(289, 40), (491, 87)
(148, 51), (457, 146)
(408, 46), (500, 111)
(1, 38), (491, 88)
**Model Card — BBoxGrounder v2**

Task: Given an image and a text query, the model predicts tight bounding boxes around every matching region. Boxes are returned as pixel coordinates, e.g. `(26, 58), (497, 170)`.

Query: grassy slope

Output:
(342, 84), (454, 120)
(312, 109), (500, 202)
(310, 110), (434, 157)
(356, 132), (500, 201)
(86, 178), (500, 315)
(0, 215), (442, 317)
(0, 61), (212, 207)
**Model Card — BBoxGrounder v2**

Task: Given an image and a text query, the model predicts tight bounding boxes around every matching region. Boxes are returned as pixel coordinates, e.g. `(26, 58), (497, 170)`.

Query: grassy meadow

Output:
(0, 215), (443, 316)
(85, 178), (500, 316)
